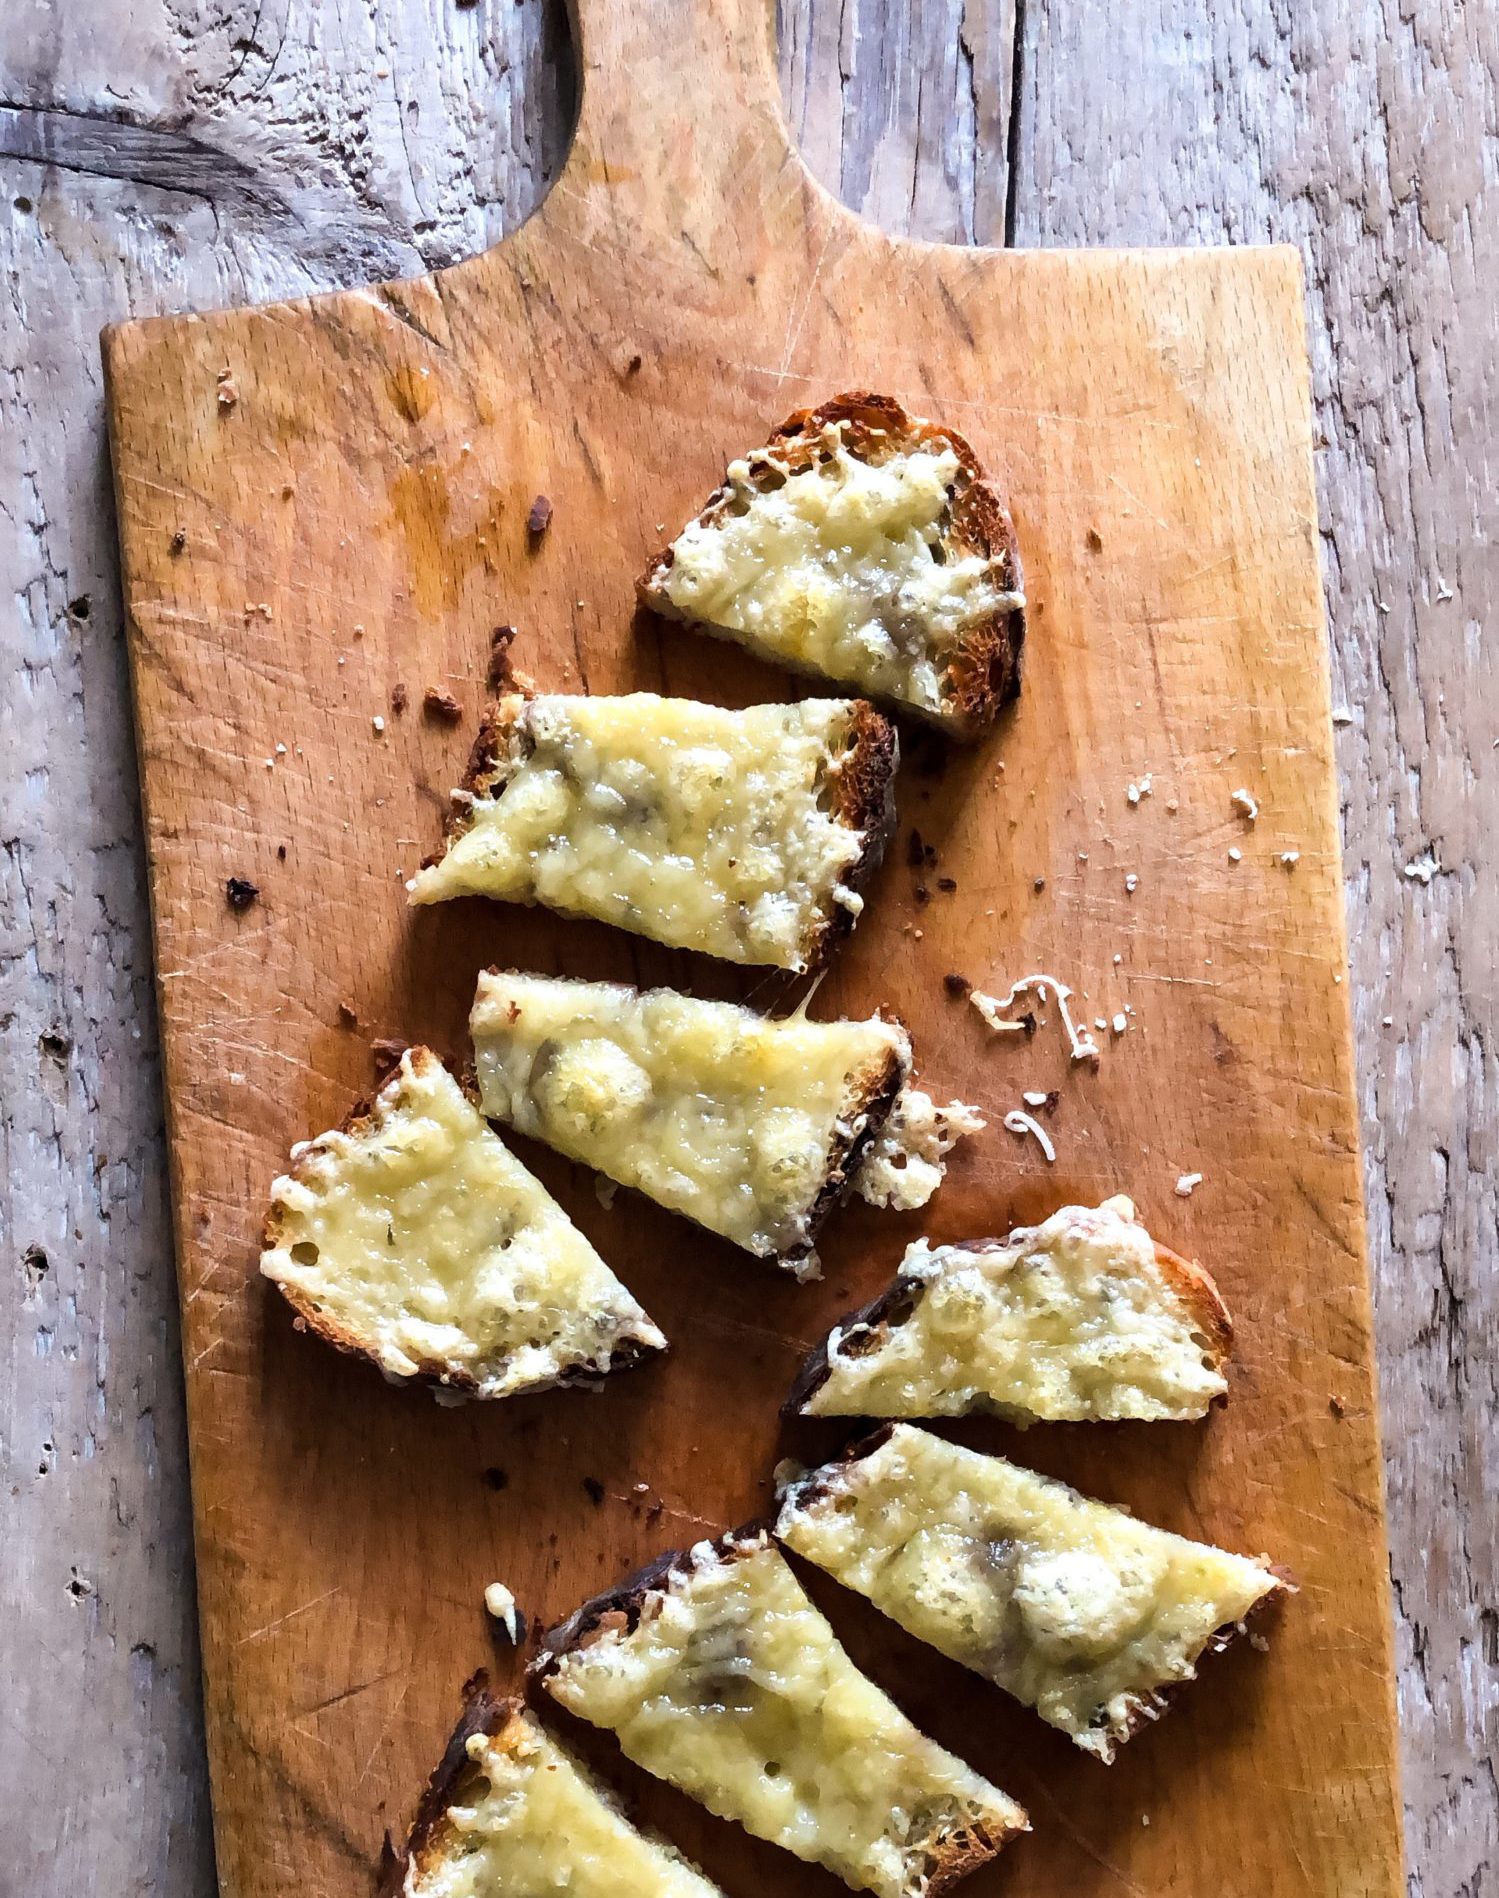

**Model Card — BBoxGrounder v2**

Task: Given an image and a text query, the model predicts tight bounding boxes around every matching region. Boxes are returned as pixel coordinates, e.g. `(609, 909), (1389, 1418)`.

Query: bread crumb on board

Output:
(483, 1581), (522, 1644)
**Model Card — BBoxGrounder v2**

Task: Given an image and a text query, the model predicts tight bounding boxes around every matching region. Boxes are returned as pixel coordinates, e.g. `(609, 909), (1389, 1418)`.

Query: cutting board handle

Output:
(551, 0), (808, 240)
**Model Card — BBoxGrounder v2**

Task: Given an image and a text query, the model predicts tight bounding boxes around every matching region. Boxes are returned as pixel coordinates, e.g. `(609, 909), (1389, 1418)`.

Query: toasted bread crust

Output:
(418, 695), (531, 872)
(791, 1030), (911, 1269)
(1149, 1238), (1234, 1365)
(423, 693), (897, 973)
(788, 1221), (1234, 1415)
(638, 390), (1025, 736)
(261, 1047), (661, 1399)
(380, 1672), (517, 1896)
(805, 698), (899, 969)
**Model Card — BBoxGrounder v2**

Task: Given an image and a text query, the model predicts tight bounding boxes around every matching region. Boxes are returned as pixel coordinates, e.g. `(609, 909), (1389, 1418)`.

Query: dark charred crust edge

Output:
(379, 1672), (518, 1898)
(531, 1522), (774, 1681)
(785, 1032), (911, 1271)
(417, 695), (533, 873)
(783, 1273), (927, 1416)
(260, 1047), (665, 1400)
(636, 390), (1026, 737)
(786, 1219), (1235, 1417)
(803, 700), (900, 973)
(923, 1810), (1030, 1895)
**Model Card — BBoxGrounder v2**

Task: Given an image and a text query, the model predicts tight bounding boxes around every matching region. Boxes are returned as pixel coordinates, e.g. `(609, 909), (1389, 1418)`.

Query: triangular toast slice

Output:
(638, 392), (1025, 737)
(790, 1195), (1231, 1421)
(260, 1047), (664, 1400)
(469, 971), (912, 1276)
(409, 692), (897, 973)
(777, 1425), (1287, 1762)
(533, 1528), (1028, 1897)
(385, 1676), (725, 1898)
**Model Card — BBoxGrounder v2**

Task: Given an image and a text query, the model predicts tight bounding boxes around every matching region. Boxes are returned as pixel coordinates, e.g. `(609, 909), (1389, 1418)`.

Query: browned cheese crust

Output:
(786, 1225), (1234, 1416)
(261, 1047), (657, 1398)
(637, 390), (1026, 736)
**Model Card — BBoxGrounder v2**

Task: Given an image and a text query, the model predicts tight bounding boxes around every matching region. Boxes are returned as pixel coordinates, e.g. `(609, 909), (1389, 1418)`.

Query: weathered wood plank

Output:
(0, 8), (572, 1893)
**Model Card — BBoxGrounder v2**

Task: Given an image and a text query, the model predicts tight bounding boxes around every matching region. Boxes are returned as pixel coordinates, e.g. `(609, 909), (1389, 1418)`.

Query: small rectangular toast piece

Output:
(470, 971), (912, 1275)
(790, 1195), (1231, 1421)
(260, 1047), (665, 1400)
(777, 1425), (1287, 1762)
(532, 1527), (1028, 1897)
(386, 1675), (725, 1898)
(638, 392), (1025, 737)
(408, 693), (898, 973)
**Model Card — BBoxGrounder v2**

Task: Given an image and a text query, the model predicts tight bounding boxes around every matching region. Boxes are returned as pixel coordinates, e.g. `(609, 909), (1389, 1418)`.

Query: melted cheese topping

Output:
(542, 1537), (1025, 1897)
(410, 695), (885, 972)
(657, 429), (1021, 718)
(407, 1706), (723, 1898)
(777, 1426), (1280, 1760)
(260, 1050), (663, 1397)
(854, 1090), (985, 1211)
(471, 973), (909, 1271)
(805, 1195), (1227, 1421)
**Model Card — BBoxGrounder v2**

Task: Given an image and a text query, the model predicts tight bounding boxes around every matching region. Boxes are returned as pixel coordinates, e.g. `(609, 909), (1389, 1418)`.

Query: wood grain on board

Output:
(99, 0), (1401, 1892)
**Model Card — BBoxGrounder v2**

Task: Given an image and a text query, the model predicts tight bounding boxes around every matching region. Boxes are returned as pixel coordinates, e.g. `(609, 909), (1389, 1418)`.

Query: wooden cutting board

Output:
(102, 1), (1404, 1892)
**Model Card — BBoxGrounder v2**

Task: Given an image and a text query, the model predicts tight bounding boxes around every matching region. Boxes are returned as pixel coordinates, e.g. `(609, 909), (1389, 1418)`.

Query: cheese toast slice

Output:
(408, 693), (897, 973)
(777, 1425), (1287, 1762)
(260, 1047), (664, 1400)
(387, 1677), (725, 1898)
(791, 1195), (1231, 1421)
(533, 1528), (1028, 1897)
(638, 392), (1025, 736)
(470, 971), (912, 1275)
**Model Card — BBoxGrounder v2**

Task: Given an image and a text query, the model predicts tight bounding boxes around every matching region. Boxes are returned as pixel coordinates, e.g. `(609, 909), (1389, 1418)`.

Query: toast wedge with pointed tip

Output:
(260, 1047), (664, 1400)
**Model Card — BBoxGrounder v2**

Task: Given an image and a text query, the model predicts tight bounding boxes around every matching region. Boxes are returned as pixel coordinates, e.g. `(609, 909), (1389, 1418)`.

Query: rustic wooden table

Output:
(0, 4), (1491, 1894)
